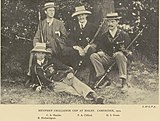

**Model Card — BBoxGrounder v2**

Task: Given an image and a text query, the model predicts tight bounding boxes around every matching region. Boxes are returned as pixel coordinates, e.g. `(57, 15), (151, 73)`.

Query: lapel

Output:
(107, 29), (121, 43)
(75, 21), (89, 31)
(82, 21), (88, 31)
(82, 21), (91, 32)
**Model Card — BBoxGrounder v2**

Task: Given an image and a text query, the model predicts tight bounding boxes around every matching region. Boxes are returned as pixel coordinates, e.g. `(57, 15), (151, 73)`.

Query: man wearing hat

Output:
(66, 6), (98, 68)
(30, 42), (105, 104)
(33, 2), (68, 54)
(27, 2), (68, 76)
(90, 12), (132, 90)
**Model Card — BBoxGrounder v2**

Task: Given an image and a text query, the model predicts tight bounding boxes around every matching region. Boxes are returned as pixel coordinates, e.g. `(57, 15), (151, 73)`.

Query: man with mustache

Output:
(89, 13), (132, 90)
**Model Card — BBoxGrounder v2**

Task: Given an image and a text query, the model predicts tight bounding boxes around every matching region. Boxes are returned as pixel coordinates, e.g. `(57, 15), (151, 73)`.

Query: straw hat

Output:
(42, 2), (57, 10)
(72, 6), (91, 17)
(32, 42), (51, 53)
(106, 12), (122, 20)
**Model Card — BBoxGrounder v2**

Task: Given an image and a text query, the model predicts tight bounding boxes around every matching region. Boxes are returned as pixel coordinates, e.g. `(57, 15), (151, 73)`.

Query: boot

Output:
(121, 78), (129, 92)
(116, 78), (124, 88)
(86, 92), (104, 104)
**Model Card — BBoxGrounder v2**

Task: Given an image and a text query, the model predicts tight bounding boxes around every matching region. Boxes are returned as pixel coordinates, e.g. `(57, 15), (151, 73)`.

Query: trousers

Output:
(90, 51), (127, 79)
(53, 75), (94, 99)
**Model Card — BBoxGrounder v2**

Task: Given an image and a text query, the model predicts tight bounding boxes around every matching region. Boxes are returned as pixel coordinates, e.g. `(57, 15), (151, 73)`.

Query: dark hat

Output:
(72, 6), (91, 17)
(106, 12), (122, 20)
(42, 2), (57, 10)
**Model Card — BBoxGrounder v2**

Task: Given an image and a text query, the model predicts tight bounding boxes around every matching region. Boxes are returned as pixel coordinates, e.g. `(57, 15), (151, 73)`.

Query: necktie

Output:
(81, 24), (84, 30)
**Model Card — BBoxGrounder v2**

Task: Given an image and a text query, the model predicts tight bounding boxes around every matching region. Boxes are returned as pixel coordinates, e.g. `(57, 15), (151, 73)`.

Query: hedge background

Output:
(1, 0), (159, 79)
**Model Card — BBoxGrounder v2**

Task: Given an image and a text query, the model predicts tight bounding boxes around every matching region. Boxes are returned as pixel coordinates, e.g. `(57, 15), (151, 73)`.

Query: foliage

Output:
(1, 0), (92, 79)
(1, 0), (158, 79)
(114, 0), (158, 63)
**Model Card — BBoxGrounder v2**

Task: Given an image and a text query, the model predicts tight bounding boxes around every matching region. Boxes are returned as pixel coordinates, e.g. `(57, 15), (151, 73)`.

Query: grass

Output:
(1, 59), (159, 104)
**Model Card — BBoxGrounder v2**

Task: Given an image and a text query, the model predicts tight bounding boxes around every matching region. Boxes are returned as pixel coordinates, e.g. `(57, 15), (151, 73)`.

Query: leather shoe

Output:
(86, 92), (104, 104)
(96, 96), (105, 104)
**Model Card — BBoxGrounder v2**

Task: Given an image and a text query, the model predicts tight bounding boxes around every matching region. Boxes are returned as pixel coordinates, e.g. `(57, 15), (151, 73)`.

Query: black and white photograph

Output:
(0, 0), (159, 120)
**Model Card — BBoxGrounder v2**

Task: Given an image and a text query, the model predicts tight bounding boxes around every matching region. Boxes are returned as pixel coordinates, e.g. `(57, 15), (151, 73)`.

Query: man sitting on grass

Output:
(30, 42), (104, 104)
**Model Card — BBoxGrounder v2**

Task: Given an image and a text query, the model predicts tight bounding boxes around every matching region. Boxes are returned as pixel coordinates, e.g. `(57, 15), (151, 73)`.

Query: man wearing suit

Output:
(30, 42), (104, 104)
(27, 2), (69, 76)
(65, 6), (98, 82)
(33, 2), (68, 55)
(68, 6), (97, 58)
(70, 6), (97, 51)
(90, 13), (132, 90)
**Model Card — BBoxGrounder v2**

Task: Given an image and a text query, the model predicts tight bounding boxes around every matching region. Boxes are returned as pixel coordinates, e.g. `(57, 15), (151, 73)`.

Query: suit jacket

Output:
(33, 18), (68, 55)
(95, 29), (131, 56)
(31, 57), (72, 86)
(69, 21), (97, 48)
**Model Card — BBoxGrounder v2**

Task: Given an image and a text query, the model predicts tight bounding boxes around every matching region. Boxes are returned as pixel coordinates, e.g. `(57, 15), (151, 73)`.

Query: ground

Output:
(1, 61), (159, 104)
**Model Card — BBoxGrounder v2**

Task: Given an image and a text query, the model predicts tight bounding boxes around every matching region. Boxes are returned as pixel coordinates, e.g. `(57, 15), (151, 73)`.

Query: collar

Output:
(46, 18), (54, 26)
(37, 59), (45, 66)
(107, 28), (121, 42)
(79, 20), (87, 28)
(109, 27), (118, 38)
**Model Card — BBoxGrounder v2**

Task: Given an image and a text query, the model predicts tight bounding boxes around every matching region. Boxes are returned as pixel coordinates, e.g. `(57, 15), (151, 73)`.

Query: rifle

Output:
(38, 10), (44, 43)
(27, 8), (44, 77)
(94, 27), (145, 89)
(84, 18), (106, 52)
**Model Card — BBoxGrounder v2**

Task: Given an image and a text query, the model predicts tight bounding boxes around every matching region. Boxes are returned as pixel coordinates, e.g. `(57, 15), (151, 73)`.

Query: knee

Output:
(115, 51), (124, 58)
(115, 51), (127, 62)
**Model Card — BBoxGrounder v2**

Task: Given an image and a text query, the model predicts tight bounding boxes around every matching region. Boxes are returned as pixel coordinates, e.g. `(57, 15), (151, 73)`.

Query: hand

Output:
(73, 46), (81, 50)
(97, 51), (105, 57)
(66, 73), (74, 79)
(55, 31), (60, 36)
(79, 49), (85, 56)
(121, 50), (132, 56)
(128, 51), (132, 56)
(113, 52), (117, 58)
(84, 45), (91, 53)
(90, 43), (97, 49)
(73, 46), (85, 56)
(84, 44), (97, 53)
(48, 67), (55, 73)
(65, 67), (74, 73)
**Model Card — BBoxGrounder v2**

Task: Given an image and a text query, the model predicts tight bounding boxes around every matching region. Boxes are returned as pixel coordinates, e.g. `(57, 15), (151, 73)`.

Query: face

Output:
(77, 14), (87, 23)
(35, 52), (46, 61)
(107, 19), (119, 30)
(45, 7), (55, 18)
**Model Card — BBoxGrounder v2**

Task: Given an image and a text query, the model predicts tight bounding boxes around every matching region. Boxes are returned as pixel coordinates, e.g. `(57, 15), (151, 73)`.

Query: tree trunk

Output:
(89, 0), (115, 31)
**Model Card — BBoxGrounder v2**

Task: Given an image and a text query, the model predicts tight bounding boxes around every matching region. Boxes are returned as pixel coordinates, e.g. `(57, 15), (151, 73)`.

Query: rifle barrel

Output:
(89, 19), (106, 44)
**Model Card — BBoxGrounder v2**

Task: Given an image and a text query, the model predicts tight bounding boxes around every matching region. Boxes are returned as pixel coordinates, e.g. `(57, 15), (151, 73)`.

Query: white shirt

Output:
(79, 20), (87, 29)
(109, 27), (118, 38)
(47, 18), (53, 26)
(37, 59), (45, 66)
